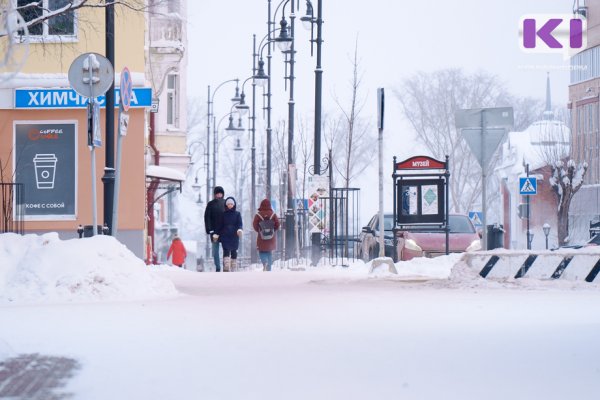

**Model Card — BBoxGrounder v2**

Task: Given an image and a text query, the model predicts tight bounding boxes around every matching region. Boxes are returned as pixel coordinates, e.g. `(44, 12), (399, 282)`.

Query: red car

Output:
(396, 214), (482, 261)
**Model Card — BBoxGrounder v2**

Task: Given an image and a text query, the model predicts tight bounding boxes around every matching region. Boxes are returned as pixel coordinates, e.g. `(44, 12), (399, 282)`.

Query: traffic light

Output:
(517, 203), (529, 219)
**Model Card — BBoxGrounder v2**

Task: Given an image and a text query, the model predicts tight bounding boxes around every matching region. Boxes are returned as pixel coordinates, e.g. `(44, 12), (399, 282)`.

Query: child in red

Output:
(167, 235), (187, 268)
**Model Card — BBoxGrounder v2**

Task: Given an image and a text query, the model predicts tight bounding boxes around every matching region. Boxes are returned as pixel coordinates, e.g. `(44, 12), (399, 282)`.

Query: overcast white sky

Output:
(186, 0), (573, 218)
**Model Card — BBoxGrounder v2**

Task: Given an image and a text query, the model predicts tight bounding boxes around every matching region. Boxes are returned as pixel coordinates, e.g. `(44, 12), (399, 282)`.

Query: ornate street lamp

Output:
(299, 0), (324, 265)
(543, 223), (551, 250)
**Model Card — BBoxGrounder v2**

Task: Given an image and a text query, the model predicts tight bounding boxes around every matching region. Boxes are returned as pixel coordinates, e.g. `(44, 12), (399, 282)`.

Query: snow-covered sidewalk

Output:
(1, 234), (599, 399)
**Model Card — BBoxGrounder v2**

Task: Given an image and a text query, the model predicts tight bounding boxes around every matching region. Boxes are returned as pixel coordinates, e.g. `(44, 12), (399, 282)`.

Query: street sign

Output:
(519, 177), (537, 195)
(377, 87), (384, 130)
(455, 107), (514, 251)
(468, 211), (483, 227)
(455, 107), (514, 168)
(68, 53), (114, 98)
(455, 107), (514, 130)
(460, 128), (507, 168)
(119, 67), (133, 112)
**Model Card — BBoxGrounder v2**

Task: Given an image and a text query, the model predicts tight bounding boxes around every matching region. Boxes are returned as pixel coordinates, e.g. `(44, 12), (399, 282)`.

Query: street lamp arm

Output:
(210, 78), (240, 106)
(187, 140), (207, 155)
(273, 0), (291, 20)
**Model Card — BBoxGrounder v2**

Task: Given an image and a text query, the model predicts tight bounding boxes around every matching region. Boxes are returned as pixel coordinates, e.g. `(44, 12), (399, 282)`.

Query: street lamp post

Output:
(543, 223), (551, 250)
(188, 140), (209, 260)
(300, 0), (324, 265)
(206, 79), (241, 197)
(234, 35), (261, 263)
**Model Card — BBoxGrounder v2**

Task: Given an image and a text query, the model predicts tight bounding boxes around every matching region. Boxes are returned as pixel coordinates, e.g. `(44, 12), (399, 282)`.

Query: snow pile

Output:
(0, 233), (178, 304)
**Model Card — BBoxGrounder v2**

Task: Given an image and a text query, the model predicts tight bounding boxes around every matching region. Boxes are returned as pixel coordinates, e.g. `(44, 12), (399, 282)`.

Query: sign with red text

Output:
(395, 156), (446, 171)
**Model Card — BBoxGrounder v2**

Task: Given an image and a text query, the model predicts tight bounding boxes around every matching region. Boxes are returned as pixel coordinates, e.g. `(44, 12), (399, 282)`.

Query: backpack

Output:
(257, 213), (275, 240)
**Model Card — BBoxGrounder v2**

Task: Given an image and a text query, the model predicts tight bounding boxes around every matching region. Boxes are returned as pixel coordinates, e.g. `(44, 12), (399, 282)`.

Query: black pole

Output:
(102, 0), (115, 235)
(526, 163), (531, 250)
(285, 3), (296, 260)
(251, 35), (258, 264)
(266, 0), (273, 200)
(206, 85), (211, 261)
(310, 0), (323, 265)
(313, 0), (323, 175)
(445, 155), (450, 256)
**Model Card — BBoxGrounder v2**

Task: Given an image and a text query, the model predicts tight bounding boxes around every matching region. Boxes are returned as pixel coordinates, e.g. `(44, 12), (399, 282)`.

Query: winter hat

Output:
(225, 198), (235, 207)
(213, 186), (224, 196)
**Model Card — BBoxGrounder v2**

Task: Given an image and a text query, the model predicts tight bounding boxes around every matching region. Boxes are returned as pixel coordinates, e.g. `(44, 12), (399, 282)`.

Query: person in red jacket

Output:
(252, 199), (280, 271)
(167, 235), (187, 268)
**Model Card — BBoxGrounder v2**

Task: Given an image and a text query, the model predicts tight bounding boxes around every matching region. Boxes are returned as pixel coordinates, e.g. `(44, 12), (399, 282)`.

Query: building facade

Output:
(145, 0), (190, 264)
(0, 2), (149, 257)
(569, 0), (600, 242)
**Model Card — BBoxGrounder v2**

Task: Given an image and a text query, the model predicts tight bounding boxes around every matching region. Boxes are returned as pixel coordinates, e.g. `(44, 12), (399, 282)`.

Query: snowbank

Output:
(0, 233), (178, 304)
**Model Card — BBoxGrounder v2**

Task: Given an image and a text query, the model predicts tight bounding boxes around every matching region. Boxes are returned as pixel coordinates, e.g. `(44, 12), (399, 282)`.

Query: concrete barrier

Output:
(462, 250), (600, 282)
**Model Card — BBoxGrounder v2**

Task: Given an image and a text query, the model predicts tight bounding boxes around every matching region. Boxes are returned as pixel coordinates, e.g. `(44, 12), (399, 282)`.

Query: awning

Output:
(146, 165), (184, 196)
(146, 165), (185, 182)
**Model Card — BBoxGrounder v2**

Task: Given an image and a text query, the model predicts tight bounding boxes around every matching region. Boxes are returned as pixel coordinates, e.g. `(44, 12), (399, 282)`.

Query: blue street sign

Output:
(519, 177), (537, 195)
(15, 88), (152, 109)
(468, 211), (483, 227)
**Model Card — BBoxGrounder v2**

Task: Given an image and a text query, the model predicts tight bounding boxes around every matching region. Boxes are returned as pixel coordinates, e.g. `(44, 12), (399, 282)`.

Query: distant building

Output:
(145, 0), (189, 264)
(496, 74), (570, 249)
(568, 0), (600, 242)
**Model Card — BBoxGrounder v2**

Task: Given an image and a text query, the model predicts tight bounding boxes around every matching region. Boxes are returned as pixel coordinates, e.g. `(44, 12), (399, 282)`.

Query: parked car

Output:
(357, 213), (396, 260)
(358, 213), (482, 262)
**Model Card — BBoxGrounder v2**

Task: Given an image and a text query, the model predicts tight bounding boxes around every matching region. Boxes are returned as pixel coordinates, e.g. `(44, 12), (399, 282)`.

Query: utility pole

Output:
(102, 0), (115, 235)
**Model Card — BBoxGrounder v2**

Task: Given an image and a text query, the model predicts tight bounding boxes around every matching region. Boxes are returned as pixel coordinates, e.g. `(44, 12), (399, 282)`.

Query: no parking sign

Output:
(119, 67), (133, 112)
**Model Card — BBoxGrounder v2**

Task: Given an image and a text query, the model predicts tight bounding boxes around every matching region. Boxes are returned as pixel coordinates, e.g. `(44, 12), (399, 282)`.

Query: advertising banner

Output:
(14, 122), (77, 220)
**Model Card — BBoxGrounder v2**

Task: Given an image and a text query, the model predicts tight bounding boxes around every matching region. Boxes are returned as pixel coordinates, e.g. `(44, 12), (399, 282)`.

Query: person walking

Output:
(204, 186), (225, 272)
(216, 196), (243, 272)
(252, 198), (280, 271)
(167, 234), (187, 268)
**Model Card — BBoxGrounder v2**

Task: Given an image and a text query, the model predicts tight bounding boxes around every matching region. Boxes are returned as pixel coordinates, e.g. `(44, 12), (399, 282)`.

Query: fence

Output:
(0, 183), (25, 234)
(319, 187), (361, 265)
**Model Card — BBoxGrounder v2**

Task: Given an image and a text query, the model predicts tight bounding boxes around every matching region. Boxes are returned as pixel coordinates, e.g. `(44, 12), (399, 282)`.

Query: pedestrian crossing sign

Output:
(468, 211), (483, 227)
(519, 177), (537, 195)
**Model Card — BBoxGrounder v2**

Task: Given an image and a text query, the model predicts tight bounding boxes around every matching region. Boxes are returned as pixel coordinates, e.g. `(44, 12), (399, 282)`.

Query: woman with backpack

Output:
(252, 198), (280, 271)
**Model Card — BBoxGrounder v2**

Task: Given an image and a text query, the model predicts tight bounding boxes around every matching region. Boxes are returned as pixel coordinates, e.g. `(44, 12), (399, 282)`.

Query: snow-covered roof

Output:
(146, 165), (186, 182)
(497, 119), (570, 175)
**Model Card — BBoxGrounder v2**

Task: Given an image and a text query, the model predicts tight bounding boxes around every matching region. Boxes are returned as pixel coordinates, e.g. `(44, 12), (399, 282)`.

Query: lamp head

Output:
(275, 16), (293, 52)
(254, 59), (269, 87)
(300, 0), (314, 30)
(235, 92), (250, 116)
(542, 223), (551, 236)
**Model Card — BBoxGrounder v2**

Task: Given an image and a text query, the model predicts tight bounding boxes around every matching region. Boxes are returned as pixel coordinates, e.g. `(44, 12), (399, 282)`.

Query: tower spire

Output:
(543, 72), (553, 120)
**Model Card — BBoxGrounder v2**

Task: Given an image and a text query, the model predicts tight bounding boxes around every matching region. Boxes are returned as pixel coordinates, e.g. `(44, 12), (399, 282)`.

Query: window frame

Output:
(16, 0), (78, 43)
(166, 74), (180, 128)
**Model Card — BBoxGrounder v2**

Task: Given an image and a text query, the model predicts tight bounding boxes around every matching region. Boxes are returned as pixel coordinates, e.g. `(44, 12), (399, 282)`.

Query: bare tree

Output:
(187, 98), (206, 135)
(295, 114), (313, 203)
(550, 160), (588, 245)
(394, 68), (540, 213)
(331, 38), (372, 189)
(272, 119), (288, 213)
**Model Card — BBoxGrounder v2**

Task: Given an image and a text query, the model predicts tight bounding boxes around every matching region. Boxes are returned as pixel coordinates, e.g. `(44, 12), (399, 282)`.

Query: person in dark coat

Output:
(216, 196), (243, 272)
(252, 198), (280, 271)
(204, 186), (225, 272)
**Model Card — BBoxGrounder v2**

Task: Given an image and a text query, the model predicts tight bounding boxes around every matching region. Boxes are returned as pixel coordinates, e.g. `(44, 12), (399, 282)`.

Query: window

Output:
(17, 0), (76, 41)
(166, 74), (179, 127)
